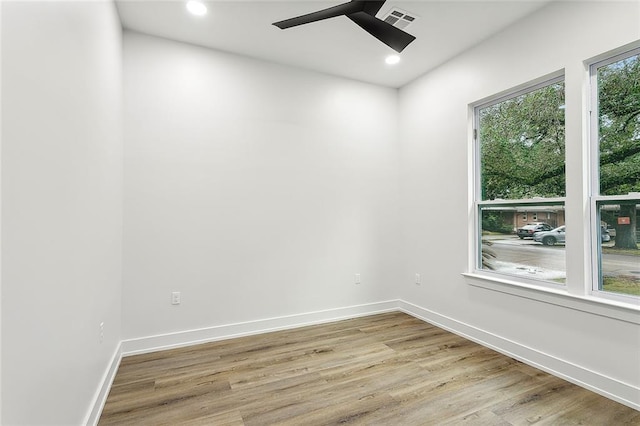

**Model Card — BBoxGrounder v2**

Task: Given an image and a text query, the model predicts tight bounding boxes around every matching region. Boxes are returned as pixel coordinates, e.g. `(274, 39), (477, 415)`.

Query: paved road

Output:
(483, 236), (639, 280)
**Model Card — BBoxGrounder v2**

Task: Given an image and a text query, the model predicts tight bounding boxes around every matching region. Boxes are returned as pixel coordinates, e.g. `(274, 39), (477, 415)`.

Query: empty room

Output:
(1, 0), (639, 424)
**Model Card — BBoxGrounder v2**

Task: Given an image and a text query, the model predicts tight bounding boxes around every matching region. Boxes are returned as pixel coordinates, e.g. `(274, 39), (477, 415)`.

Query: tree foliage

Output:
(481, 211), (513, 234)
(479, 82), (565, 200)
(479, 53), (639, 248)
(598, 54), (640, 196)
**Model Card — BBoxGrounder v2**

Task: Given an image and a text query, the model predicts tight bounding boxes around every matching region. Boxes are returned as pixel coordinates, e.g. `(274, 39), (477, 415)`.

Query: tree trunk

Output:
(614, 203), (638, 249)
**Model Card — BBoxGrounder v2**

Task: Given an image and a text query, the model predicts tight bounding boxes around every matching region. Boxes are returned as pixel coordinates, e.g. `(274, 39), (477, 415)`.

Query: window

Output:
(474, 76), (566, 286)
(468, 45), (639, 318)
(590, 48), (640, 300)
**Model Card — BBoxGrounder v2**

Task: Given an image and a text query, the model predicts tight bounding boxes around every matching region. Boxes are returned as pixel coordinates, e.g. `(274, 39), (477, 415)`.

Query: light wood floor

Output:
(99, 312), (639, 425)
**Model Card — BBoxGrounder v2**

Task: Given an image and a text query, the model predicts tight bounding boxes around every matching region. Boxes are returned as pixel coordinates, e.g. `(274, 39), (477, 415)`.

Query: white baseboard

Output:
(121, 300), (400, 356)
(84, 342), (123, 426)
(397, 300), (640, 411)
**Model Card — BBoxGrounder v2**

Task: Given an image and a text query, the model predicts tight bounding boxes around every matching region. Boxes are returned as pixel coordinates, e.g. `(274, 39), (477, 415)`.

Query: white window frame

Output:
(465, 63), (639, 323)
(588, 46), (640, 304)
(472, 73), (566, 290)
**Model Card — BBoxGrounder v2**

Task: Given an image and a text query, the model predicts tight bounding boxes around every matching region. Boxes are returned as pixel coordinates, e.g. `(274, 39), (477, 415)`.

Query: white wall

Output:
(0, 3), (4, 421)
(1, 2), (123, 425)
(122, 32), (400, 341)
(399, 0), (640, 407)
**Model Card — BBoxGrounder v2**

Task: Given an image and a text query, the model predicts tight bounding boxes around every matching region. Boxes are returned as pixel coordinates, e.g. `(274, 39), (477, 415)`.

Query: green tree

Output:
(481, 211), (513, 234)
(598, 53), (639, 249)
(479, 82), (565, 200)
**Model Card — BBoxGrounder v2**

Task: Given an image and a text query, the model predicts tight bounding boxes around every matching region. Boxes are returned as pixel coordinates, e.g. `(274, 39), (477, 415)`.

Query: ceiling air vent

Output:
(381, 8), (418, 30)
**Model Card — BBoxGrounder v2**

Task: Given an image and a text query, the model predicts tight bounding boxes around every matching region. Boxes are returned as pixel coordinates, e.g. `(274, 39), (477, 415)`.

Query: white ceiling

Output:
(116, 0), (551, 88)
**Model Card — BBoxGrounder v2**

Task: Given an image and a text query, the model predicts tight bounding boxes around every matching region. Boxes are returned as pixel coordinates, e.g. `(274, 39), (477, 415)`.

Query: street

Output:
(482, 235), (639, 281)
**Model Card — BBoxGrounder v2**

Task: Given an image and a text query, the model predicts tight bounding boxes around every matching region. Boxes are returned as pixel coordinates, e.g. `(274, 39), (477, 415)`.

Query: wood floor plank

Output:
(99, 312), (639, 425)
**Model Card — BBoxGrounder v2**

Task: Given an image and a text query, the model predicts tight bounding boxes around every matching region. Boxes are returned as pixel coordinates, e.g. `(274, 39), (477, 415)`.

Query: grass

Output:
(602, 275), (640, 296)
(601, 246), (640, 256)
(549, 276), (640, 297)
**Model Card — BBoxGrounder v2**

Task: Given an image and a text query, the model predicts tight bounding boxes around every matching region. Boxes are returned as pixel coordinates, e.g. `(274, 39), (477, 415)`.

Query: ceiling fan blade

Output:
(273, 1), (364, 29)
(347, 11), (416, 53)
(361, 1), (387, 16)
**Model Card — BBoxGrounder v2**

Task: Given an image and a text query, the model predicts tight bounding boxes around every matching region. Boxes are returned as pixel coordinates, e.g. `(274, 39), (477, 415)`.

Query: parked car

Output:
(517, 223), (552, 239)
(534, 225), (565, 245)
(606, 225), (616, 238)
(534, 225), (610, 246)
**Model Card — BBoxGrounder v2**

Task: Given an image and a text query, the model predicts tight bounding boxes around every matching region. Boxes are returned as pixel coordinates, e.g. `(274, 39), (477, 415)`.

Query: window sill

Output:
(462, 272), (640, 325)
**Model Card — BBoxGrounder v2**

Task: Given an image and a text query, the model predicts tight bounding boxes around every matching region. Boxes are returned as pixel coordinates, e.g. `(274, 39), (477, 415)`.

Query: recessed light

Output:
(385, 55), (400, 65)
(186, 0), (207, 16)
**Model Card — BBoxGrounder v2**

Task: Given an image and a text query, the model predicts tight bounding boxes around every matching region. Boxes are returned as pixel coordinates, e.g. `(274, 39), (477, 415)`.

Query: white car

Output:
(533, 225), (610, 246)
(534, 226), (565, 246)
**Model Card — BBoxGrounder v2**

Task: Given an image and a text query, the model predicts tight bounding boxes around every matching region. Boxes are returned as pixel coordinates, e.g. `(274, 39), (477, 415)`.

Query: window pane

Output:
(480, 204), (566, 284)
(478, 81), (565, 200)
(597, 200), (640, 297)
(597, 52), (640, 196)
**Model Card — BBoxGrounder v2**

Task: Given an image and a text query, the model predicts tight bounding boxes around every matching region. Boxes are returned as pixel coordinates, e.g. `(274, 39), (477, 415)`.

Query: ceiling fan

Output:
(272, 0), (416, 53)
